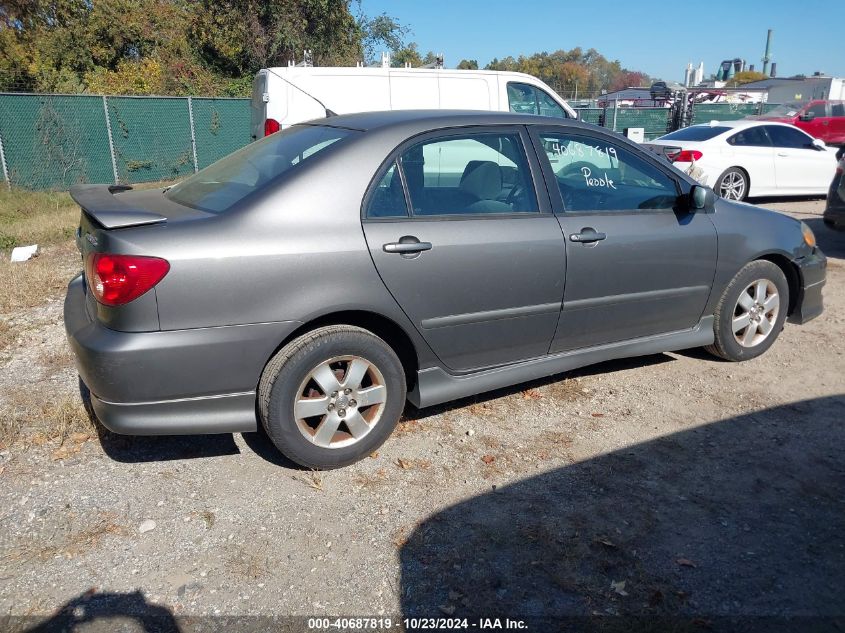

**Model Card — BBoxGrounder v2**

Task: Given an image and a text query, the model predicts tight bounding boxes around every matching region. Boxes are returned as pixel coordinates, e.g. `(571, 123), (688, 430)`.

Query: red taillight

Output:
(86, 254), (170, 306)
(264, 118), (280, 136)
(667, 149), (703, 163)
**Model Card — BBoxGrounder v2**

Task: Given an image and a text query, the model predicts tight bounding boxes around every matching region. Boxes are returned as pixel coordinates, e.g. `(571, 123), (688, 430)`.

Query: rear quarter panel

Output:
(134, 128), (442, 370)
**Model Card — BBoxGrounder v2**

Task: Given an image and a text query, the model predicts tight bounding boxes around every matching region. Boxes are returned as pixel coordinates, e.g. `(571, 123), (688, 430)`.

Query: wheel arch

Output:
(755, 253), (800, 316)
(260, 310), (420, 392)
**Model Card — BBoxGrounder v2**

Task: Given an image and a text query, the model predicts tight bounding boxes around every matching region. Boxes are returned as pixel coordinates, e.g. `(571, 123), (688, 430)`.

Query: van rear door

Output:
(251, 71), (268, 140)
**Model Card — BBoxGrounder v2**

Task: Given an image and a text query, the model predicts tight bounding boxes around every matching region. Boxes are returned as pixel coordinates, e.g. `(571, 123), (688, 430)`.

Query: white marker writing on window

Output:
(581, 166), (617, 189)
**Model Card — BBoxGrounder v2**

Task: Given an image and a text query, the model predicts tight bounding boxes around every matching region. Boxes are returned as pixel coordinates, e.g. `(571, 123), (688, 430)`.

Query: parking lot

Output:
(0, 197), (843, 628)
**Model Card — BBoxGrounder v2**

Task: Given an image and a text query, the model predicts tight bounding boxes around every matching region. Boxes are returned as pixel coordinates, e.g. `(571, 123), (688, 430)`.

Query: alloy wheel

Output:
(732, 279), (780, 347)
(293, 356), (387, 449)
(719, 171), (746, 201)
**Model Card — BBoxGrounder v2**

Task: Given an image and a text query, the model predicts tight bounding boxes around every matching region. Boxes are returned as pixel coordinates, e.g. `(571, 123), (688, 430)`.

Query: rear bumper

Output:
(89, 391), (258, 435)
(64, 274), (300, 435)
(823, 181), (845, 230)
(788, 249), (827, 325)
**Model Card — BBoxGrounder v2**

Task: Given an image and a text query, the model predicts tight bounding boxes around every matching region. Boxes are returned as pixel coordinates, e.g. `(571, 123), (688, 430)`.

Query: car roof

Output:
(301, 109), (596, 134)
(686, 119), (798, 131)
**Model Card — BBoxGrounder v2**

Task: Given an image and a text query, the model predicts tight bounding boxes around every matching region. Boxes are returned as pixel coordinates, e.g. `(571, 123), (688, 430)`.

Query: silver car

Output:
(65, 110), (826, 468)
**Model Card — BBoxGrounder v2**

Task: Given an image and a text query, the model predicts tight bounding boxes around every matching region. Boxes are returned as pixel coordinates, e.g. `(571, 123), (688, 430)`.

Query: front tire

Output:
(715, 167), (749, 201)
(705, 260), (789, 361)
(258, 325), (406, 469)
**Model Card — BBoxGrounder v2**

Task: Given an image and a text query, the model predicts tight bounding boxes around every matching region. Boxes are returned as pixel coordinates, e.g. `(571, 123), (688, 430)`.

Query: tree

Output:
(457, 59), (478, 70)
(0, 0), (405, 95)
(728, 70), (769, 86)
(485, 47), (650, 98)
(357, 10), (408, 65)
(392, 42), (422, 67)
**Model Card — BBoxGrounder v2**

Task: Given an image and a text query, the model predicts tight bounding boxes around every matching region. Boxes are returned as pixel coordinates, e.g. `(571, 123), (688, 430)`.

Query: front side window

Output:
(765, 125), (813, 149)
(538, 132), (678, 212)
(507, 83), (537, 114)
(507, 82), (567, 118)
(399, 132), (539, 216)
(806, 102), (828, 118)
(167, 125), (357, 213)
(536, 90), (566, 118)
(728, 127), (771, 147)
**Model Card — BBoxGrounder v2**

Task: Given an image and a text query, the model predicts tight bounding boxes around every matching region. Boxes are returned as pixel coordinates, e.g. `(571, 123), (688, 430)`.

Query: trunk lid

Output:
(70, 184), (166, 230)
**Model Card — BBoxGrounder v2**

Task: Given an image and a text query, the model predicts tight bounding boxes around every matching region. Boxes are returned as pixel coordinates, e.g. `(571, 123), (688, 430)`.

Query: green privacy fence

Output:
(575, 102), (785, 141)
(0, 93), (251, 190)
(0, 93), (787, 190)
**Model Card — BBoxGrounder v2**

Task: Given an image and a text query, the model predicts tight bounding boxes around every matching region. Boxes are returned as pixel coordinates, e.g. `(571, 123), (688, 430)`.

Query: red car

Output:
(758, 100), (845, 147)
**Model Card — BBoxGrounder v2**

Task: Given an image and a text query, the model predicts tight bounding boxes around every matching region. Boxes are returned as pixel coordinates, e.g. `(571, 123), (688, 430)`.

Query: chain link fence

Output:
(574, 102), (784, 141)
(0, 91), (788, 191)
(0, 93), (251, 190)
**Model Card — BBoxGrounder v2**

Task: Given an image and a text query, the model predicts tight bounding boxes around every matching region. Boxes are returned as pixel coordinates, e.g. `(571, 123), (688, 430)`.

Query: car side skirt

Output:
(409, 316), (715, 408)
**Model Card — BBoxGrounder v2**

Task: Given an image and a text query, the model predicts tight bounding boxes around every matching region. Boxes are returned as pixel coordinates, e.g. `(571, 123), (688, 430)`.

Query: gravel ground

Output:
(0, 198), (843, 632)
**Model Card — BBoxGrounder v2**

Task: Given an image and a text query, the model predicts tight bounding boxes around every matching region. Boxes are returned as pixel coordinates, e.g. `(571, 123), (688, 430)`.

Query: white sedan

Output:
(646, 120), (839, 200)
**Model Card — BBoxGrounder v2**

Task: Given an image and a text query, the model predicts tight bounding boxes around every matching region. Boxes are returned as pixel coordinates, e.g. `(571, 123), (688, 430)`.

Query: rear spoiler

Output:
(69, 184), (167, 230)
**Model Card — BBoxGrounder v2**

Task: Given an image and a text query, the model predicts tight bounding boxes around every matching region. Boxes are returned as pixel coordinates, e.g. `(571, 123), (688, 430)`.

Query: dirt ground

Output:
(0, 198), (843, 632)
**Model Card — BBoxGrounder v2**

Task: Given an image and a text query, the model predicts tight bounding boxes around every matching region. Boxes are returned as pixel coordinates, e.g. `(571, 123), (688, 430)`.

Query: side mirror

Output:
(811, 138), (827, 150)
(800, 112), (816, 122)
(690, 185), (715, 210)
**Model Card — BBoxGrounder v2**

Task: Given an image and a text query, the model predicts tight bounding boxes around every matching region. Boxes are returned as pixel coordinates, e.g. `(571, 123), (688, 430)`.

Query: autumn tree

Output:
(727, 70), (769, 86)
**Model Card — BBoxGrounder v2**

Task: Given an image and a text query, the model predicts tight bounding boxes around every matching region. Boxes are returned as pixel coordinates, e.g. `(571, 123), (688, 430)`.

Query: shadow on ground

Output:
(14, 590), (179, 632)
(400, 396), (845, 631)
(403, 353), (674, 422)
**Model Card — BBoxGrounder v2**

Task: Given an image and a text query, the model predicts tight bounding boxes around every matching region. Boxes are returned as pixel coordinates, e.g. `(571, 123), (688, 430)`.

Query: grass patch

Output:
(0, 241), (81, 314)
(0, 188), (79, 251)
(0, 386), (94, 450)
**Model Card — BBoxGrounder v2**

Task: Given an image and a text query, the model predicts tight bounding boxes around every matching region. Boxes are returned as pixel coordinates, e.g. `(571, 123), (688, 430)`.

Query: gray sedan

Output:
(64, 110), (826, 468)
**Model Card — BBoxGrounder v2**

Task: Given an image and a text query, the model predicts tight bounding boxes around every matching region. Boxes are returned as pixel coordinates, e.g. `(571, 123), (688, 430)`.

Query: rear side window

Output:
(765, 125), (813, 149)
(166, 125), (357, 213)
(398, 132), (539, 216)
(366, 161), (409, 218)
(832, 103), (845, 117)
(727, 127), (771, 147)
(658, 126), (731, 141)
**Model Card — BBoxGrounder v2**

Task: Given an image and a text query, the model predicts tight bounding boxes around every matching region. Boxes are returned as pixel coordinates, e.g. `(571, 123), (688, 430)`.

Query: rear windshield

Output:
(166, 125), (358, 213)
(657, 126), (731, 141)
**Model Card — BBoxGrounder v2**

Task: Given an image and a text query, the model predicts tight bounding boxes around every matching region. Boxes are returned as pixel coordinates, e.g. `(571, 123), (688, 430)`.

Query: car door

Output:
(361, 127), (566, 372)
(798, 101), (830, 141)
(529, 127), (718, 352)
(723, 125), (777, 194)
(765, 124), (834, 191)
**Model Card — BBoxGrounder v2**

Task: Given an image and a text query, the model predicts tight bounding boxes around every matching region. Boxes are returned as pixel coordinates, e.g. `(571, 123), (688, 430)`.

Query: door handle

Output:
(777, 152), (788, 157)
(383, 236), (432, 255)
(569, 228), (607, 243)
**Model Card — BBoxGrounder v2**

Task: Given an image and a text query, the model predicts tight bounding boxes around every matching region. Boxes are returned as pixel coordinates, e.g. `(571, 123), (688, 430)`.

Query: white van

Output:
(250, 66), (576, 139)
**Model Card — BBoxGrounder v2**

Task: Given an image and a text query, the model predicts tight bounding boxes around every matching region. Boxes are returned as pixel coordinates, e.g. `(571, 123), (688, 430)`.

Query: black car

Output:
(823, 156), (845, 231)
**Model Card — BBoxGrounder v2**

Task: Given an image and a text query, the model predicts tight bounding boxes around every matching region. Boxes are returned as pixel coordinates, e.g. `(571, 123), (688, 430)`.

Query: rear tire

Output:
(715, 167), (749, 201)
(258, 325), (406, 469)
(705, 260), (789, 361)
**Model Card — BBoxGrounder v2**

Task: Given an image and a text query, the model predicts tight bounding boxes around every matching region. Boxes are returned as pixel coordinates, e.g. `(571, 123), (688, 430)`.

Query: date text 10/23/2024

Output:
(306, 617), (529, 630)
